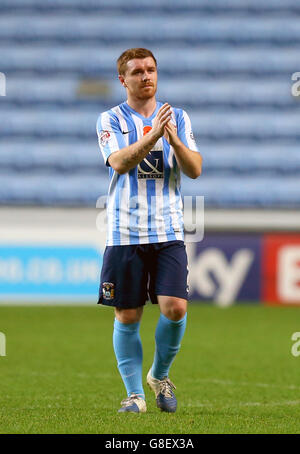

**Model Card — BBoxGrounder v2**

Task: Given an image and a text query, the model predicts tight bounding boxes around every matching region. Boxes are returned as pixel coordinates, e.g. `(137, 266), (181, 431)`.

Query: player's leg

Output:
(157, 295), (187, 321)
(113, 306), (146, 412)
(150, 241), (188, 380)
(98, 244), (148, 413)
(147, 296), (187, 412)
(151, 295), (187, 379)
(147, 241), (189, 412)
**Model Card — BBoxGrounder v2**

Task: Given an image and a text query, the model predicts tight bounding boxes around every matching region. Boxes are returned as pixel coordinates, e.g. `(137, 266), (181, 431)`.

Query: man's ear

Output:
(118, 75), (127, 88)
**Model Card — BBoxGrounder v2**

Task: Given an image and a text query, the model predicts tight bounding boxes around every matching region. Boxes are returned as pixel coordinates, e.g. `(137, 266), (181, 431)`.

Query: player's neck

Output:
(126, 97), (157, 119)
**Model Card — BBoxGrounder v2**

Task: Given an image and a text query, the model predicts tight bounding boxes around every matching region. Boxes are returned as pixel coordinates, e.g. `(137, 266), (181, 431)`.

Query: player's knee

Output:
(163, 299), (187, 321)
(170, 306), (187, 321)
(115, 307), (143, 324)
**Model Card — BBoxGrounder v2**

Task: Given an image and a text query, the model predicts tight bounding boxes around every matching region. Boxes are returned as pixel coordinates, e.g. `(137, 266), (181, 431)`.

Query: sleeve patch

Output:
(99, 130), (111, 147)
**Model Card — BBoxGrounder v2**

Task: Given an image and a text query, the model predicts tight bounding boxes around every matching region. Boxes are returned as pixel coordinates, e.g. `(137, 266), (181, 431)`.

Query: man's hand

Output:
(164, 120), (202, 179)
(164, 121), (178, 147)
(150, 103), (172, 140)
(108, 103), (171, 175)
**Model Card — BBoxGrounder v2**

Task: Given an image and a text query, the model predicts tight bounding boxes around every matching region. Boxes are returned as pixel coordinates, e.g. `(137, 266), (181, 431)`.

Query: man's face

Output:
(119, 57), (157, 100)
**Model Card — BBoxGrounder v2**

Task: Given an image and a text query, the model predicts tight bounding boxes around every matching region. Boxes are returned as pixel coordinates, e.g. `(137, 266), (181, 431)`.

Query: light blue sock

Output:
(113, 318), (145, 398)
(151, 313), (187, 380)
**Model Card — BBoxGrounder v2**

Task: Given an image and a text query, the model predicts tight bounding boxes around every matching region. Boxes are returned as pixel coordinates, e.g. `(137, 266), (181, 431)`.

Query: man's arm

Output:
(108, 129), (160, 175)
(165, 122), (202, 179)
(108, 103), (171, 175)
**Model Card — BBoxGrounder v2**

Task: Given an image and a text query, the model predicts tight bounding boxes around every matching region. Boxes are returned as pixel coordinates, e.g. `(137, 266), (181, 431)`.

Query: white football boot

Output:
(147, 369), (177, 413)
(118, 393), (147, 413)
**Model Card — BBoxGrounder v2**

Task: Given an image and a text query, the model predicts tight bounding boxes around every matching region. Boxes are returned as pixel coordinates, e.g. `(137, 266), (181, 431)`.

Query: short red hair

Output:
(117, 48), (157, 76)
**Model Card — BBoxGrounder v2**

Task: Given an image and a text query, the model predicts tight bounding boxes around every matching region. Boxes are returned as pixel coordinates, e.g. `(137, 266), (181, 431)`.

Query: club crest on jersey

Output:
(99, 130), (111, 147)
(102, 282), (115, 300)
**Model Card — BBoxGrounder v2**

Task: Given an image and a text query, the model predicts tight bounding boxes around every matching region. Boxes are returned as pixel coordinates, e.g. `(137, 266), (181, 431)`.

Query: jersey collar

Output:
(123, 101), (160, 122)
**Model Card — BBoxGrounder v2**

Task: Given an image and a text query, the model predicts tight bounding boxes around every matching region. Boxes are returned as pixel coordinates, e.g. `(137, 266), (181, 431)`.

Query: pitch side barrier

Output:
(0, 207), (299, 306)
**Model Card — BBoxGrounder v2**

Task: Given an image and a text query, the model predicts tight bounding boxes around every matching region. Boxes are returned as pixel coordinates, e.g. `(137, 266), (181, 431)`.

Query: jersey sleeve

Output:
(177, 109), (199, 153)
(96, 111), (126, 166)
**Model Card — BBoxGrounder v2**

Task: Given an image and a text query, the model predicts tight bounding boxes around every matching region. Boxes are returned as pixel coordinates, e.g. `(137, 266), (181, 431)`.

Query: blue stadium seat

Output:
(1, 172), (299, 208)
(0, 16), (299, 45)
(1, 46), (299, 76)
(1, 110), (300, 141)
(4, 77), (294, 110)
(0, 174), (109, 205)
(0, 0), (299, 207)
(0, 0), (299, 13)
(0, 141), (101, 172)
(181, 176), (300, 207)
(2, 140), (300, 177)
(202, 143), (300, 174)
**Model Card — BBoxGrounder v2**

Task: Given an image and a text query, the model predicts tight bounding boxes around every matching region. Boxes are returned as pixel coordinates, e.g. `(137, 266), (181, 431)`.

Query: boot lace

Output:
(160, 378), (176, 398)
(120, 394), (141, 406)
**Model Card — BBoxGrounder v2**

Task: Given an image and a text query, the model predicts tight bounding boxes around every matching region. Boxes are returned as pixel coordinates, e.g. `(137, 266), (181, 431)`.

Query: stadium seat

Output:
(181, 176), (300, 207)
(0, 16), (299, 45)
(0, 141), (101, 172)
(1, 172), (299, 208)
(1, 110), (300, 141)
(1, 0), (300, 207)
(4, 77), (293, 110)
(2, 109), (300, 143)
(0, 0), (299, 13)
(201, 143), (300, 175)
(1, 46), (299, 76)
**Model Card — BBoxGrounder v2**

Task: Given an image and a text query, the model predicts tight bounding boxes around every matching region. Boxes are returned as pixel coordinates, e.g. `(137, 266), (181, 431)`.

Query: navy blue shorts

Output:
(98, 240), (189, 309)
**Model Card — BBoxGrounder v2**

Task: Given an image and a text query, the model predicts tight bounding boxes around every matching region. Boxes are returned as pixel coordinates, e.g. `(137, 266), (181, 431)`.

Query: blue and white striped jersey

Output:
(96, 101), (199, 246)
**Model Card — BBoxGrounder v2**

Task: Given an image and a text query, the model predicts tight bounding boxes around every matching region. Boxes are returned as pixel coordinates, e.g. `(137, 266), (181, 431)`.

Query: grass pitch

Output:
(0, 303), (300, 434)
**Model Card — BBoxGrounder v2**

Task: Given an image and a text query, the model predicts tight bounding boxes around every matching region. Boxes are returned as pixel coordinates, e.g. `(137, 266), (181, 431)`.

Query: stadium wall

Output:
(0, 207), (300, 306)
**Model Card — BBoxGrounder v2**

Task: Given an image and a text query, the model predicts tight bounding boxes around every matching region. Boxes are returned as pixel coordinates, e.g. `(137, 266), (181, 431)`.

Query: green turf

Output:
(0, 303), (300, 434)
